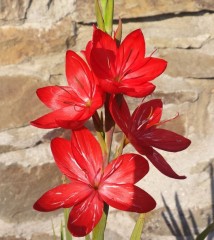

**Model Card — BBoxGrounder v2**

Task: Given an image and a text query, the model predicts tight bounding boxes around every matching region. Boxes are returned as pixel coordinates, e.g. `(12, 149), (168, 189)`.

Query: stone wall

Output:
(0, 0), (214, 239)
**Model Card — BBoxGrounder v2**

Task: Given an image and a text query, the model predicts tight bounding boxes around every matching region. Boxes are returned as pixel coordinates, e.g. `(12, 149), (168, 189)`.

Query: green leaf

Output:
(92, 204), (109, 240)
(85, 234), (91, 240)
(61, 220), (65, 240)
(64, 208), (72, 240)
(51, 219), (57, 240)
(104, 0), (114, 35)
(196, 222), (214, 240)
(130, 214), (145, 240)
(95, 0), (105, 31)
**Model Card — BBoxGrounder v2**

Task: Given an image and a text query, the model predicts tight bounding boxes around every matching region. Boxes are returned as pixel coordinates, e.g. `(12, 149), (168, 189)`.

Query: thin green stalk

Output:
(104, 0), (114, 35)
(92, 111), (108, 163)
(196, 222), (214, 240)
(114, 133), (126, 158)
(130, 214), (145, 240)
(104, 94), (115, 165)
(95, 0), (105, 31)
(92, 203), (109, 240)
(64, 208), (72, 240)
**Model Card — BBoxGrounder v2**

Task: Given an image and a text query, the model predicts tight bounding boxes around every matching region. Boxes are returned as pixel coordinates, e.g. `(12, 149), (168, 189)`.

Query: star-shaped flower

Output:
(31, 50), (104, 129)
(85, 28), (167, 97)
(110, 96), (191, 179)
(34, 127), (156, 236)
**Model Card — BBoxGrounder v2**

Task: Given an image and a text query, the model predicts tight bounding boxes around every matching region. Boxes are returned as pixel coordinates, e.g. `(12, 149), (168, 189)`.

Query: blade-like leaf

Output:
(64, 208), (72, 240)
(196, 222), (214, 240)
(130, 214), (145, 240)
(104, 0), (114, 35)
(92, 204), (109, 240)
(51, 219), (57, 240)
(95, 0), (105, 31)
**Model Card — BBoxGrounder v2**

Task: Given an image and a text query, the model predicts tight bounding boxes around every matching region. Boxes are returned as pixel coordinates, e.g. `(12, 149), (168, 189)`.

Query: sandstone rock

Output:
(159, 48), (214, 79)
(75, 0), (214, 23)
(0, 76), (49, 130)
(0, 16), (75, 65)
(0, 0), (29, 23)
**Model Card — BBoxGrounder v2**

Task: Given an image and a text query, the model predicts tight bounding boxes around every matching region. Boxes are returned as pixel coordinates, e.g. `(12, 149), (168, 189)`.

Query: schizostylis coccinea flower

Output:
(33, 127), (156, 237)
(31, 50), (104, 129)
(110, 96), (191, 179)
(85, 27), (167, 97)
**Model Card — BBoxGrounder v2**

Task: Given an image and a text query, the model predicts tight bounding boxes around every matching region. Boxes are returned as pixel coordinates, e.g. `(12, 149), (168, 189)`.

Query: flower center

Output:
(85, 99), (92, 107)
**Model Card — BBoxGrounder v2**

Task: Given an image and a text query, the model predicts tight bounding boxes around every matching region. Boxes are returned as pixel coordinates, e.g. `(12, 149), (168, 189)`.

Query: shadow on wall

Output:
(162, 164), (214, 240)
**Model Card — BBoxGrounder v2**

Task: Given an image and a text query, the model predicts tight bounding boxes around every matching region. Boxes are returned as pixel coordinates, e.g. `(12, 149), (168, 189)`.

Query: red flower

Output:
(34, 127), (156, 237)
(110, 96), (191, 179)
(85, 28), (167, 97)
(31, 50), (104, 129)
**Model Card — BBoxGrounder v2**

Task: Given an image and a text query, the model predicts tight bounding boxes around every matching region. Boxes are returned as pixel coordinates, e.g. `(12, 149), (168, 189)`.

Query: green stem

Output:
(104, 94), (115, 165)
(92, 203), (109, 240)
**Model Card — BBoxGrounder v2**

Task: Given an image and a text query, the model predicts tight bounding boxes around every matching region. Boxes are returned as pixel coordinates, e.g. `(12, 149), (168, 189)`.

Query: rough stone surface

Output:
(0, 0), (214, 239)
(75, 0), (214, 23)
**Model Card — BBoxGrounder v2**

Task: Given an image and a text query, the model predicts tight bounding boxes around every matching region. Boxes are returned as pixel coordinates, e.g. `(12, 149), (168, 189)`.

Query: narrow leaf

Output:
(61, 220), (65, 240)
(130, 214), (145, 240)
(51, 219), (57, 240)
(196, 222), (214, 240)
(95, 0), (105, 31)
(64, 208), (72, 240)
(85, 234), (91, 240)
(92, 204), (109, 240)
(104, 0), (114, 35)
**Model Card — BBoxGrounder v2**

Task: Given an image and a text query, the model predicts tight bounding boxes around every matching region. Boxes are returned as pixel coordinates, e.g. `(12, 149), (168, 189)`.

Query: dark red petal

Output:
(102, 153), (149, 184)
(142, 128), (191, 152)
(131, 99), (163, 132)
(71, 127), (103, 185)
(68, 191), (103, 237)
(51, 138), (89, 183)
(116, 29), (145, 75)
(109, 95), (130, 134)
(144, 147), (186, 179)
(33, 183), (92, 212)
(123, 57), (167, 82)
(30, 106), (83, 129)
(99, 184), (156, 213)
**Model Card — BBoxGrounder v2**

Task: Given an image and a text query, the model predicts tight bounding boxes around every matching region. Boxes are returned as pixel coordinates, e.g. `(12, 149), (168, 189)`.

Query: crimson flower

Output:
(33, 127), (156, 237)
(84, 28), (167, 97)
(110, 96), (191, 179)
(31, 50), (104, 129)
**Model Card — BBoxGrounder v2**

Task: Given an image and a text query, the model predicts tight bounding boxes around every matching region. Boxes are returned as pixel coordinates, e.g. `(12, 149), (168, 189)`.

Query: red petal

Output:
(109, 95), (130, 134)
(144, 147), (186, 179)
(51, 138), (89, 183)
(71, 127), (103, 185)
(66, 50), (95, 98)
(99, 184), (156, 213)
(120, 82), (155, 98)
(102, 153), (149, 184)
(30, 105), (83, 129)
(142, 128), (191, 152)
(33, 182), (92, 212)
(90, 29), (117, 79)
(36, 86), (86, 110)
(68, 191), (103, 237)
(123, 57), (167, 83)
(116, 29), (145, 75)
